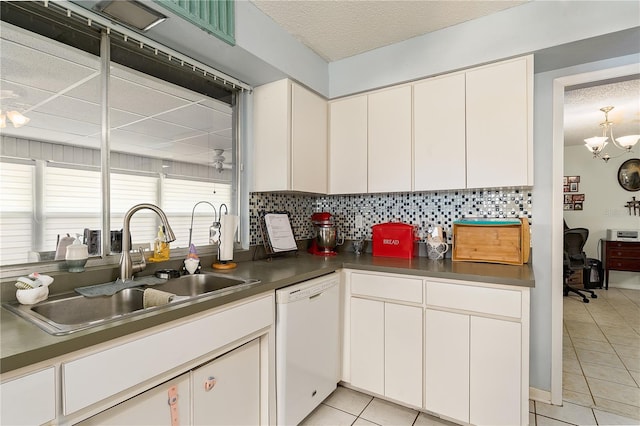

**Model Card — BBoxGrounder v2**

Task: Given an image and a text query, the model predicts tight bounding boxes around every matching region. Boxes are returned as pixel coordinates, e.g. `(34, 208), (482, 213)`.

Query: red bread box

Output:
(372, 222), (418, 259)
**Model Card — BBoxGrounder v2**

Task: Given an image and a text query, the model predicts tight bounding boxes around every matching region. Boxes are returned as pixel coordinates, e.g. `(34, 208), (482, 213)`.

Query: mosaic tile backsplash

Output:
(250, 188), (532, 246)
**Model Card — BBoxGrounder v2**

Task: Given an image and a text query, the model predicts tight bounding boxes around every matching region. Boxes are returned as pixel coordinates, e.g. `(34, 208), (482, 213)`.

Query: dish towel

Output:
(143, 288), (176, 308)
(75, 276), (167, 297)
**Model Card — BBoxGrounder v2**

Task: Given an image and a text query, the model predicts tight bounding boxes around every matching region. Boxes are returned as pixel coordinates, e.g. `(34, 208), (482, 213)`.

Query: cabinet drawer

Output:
(606, 248), (640, 259)
(426, 281), (521, 318)
(77, 373), (190, 425)
(607, 258), (640, 271)
(607, 241), (640, 250)
(63, 294), (273, 415)
(351, 272), (423, 303)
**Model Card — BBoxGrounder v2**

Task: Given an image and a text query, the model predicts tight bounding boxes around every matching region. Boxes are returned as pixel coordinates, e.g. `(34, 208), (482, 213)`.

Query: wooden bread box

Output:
(452, 218), (530, 265)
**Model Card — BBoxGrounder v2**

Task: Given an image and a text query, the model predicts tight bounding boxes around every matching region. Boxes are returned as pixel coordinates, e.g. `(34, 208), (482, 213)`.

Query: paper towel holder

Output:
(213, 204), (238, 270)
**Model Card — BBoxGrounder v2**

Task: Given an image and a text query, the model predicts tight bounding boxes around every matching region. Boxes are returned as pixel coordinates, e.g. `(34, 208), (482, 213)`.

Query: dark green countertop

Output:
(1, 253), (534, 374)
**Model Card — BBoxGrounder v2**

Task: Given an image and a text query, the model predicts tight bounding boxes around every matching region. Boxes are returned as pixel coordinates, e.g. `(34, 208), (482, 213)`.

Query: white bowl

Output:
(16, 286), (49, 305)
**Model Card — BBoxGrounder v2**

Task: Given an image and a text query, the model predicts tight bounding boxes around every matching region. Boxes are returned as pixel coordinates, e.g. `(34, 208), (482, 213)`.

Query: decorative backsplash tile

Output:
(250, 188), (532, 246)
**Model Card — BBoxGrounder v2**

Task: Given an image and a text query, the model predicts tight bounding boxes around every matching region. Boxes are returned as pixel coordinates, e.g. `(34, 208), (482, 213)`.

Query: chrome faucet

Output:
(120, 203), (176, 281)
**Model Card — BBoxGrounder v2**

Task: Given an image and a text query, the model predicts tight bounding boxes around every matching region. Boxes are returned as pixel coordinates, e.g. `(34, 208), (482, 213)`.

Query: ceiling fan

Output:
(211, 149), (229, 172)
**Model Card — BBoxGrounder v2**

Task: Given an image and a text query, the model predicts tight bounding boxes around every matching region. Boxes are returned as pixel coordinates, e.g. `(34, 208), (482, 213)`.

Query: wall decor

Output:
(617, 158), (640, 192)
(625, 197), (640, 216)
(564, 176), (580, 193)
(563, 176), (584, 210)
(625, 196), (639, 215)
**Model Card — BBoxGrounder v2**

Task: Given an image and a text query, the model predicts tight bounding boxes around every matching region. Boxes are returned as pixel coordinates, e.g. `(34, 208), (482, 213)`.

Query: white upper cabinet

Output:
(328, 95), (368, 194)
(413, 73), (466, 191)
(253, 79), (328, 193)
(253, 79), (290, 192)
(465, 56), (533, 188)
(254, 56), (531, 195)
(368, 85), (412, 193)
(291, 83), (328, 193)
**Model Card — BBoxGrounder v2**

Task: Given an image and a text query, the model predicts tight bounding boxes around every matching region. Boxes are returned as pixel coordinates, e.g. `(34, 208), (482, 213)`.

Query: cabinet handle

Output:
(204, 376), (217, 392)
(167, 385), (180, 426)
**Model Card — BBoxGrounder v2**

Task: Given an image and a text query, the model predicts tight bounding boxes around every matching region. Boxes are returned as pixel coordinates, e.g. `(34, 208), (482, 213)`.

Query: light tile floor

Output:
(563, 287), (640, 422)
(300, 287), (640, 426)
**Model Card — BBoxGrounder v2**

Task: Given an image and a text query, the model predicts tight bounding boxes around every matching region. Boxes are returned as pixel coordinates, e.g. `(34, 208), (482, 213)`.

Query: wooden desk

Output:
(601, 240), (640, 290)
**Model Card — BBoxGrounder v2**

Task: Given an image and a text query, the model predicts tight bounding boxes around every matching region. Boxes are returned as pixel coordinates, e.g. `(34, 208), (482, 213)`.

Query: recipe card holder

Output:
(256, 211), (298, 261)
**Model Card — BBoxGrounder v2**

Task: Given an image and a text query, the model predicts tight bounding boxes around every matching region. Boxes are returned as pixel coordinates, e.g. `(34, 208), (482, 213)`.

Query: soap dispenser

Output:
(66, 234), (89, 272)
(150, 226), (170, 262)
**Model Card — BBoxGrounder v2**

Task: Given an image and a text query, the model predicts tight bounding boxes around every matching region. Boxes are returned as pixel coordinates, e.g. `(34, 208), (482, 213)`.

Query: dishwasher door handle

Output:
(309, 292), (323, 300)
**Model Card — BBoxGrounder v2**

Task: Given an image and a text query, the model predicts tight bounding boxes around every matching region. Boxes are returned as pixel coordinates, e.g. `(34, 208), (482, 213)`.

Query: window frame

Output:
(0, 6), (245, 276)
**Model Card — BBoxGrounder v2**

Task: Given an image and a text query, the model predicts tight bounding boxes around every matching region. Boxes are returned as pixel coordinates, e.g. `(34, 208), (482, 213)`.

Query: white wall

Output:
(564, 145), (640, 287)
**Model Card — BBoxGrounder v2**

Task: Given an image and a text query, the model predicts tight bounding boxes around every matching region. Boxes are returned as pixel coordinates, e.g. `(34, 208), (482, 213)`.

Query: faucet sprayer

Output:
(120, 203), (176, 282)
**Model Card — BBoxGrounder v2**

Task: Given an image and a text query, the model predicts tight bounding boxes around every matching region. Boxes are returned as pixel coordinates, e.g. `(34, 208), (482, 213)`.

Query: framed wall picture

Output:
(617, 158), (640, 192)
(569, 182), (579, 192)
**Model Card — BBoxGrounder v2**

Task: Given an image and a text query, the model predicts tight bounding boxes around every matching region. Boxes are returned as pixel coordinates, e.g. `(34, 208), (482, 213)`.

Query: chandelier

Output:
(584, 106), (639, 163)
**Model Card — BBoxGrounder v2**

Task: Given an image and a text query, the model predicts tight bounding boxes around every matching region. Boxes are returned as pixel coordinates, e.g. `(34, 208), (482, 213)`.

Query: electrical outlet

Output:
(355, 214), (363, 228)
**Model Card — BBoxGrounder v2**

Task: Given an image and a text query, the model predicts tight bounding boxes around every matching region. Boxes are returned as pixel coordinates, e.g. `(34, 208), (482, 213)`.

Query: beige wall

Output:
(564, 145), (640, 287)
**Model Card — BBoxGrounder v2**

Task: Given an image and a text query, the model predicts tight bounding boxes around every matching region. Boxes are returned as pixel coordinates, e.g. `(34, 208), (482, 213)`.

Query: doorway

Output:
(555, 63), (640, 420)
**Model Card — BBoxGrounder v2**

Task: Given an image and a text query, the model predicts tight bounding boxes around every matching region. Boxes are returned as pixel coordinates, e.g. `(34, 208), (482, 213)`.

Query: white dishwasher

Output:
(276, 273), (340, 426)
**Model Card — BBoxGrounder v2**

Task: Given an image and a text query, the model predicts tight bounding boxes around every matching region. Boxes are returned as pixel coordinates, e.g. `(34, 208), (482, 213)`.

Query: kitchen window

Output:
(0, 1), (242, 268)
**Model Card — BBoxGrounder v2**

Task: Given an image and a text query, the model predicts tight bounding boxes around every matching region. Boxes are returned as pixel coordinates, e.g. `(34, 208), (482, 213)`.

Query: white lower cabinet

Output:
(425, 310), (522, 425)
(350, 298), (422, 407)
(0, 367), (56, 426)
(192, 339), (261, 426)
(384, 303), (423, 407)
(350, 297), (384, 395)
(77, 339), (261, 426)
(425, 280), (528, 426)
(469, 316), (521, 426)
(424, 309), (470, 423)
(345, 270), (529, 426)
(349, 271), (423, 408)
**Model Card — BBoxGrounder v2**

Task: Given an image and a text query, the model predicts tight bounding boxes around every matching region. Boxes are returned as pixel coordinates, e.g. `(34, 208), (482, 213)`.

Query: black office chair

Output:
(563, 228), (597, 303)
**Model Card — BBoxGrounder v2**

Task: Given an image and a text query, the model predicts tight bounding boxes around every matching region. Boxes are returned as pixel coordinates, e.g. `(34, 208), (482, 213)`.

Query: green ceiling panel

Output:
(155, 0), (235, 45)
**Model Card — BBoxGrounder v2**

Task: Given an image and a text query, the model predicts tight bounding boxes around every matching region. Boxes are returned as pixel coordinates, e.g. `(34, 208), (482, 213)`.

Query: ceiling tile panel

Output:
(156, 104), (231, 132)
(109, 77), (191, 116)
(118, 118), (193, 140)
(1, 38), (99, 94)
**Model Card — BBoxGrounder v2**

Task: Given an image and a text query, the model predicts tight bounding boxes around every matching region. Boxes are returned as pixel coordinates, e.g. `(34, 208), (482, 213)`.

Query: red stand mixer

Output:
(309, 212), (344, 256)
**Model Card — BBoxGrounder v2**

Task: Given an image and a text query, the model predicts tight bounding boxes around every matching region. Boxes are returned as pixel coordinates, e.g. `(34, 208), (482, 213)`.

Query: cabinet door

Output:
(253, 79), (291, 192)
(77, 374), (190, 425)
(385, 303), (423, 407)
(329, 96), (368, 194)
(413, 73), (466, 190)
(1, 367), (55, 426)
(193, 339), (261, 426)
(350, 297), (384, 395)
(368, 86), (412, 193)
(424, 309), (470, 423)
(291, 83), (328, 193)
(470, 316), (521, 426)
(466, 57), (532, 188)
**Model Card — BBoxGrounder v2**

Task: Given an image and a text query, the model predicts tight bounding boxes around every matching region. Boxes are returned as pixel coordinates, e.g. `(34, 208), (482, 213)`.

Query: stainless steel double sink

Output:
(4, 273), (261, 335)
